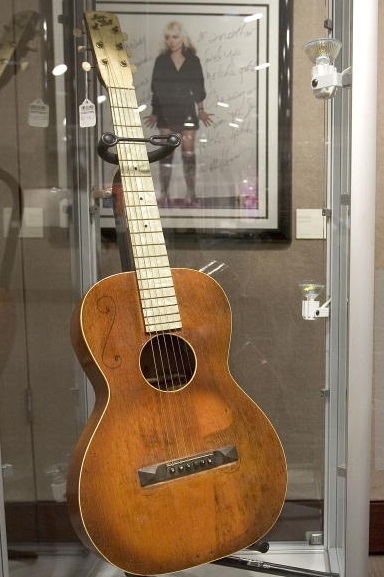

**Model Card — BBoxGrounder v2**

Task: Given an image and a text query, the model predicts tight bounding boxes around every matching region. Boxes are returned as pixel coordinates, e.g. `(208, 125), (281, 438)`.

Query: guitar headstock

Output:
(83, 11), (133, 90)
(0, 10), (39, 89)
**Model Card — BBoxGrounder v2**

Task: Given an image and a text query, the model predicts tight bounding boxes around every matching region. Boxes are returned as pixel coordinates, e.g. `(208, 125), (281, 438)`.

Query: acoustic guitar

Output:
(67, 11), (287, 576)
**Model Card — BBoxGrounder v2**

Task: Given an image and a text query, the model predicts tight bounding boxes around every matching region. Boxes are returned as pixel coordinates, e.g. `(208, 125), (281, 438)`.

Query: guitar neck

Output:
(109, 86), (182, 333)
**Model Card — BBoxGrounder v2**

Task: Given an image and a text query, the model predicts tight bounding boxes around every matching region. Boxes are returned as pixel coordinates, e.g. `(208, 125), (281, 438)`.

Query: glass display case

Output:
(0, 1), (378, 577)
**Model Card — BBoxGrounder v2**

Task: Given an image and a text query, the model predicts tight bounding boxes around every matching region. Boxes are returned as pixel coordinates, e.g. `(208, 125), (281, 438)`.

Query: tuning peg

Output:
(20, 61), (29, 72)
(73, 28), (84, 38)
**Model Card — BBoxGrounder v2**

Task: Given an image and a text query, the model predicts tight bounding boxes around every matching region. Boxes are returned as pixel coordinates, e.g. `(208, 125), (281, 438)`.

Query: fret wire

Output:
(137, 274), (173, 282)
(132, 249), (168, 258)
(143, 302), (179, 310)
(146, 320), (182, 329)
(135, 257), (170, 268)
(141, 286), (174, 299)
(137, 278), (174, 288)
(136, 269), (173, 278)
(147, 316), (182, 323)
(130, 232), (165, 240)
(144, 315), (180, 322)
(142, 304), (179, 313)
(139, 288), (175, 298)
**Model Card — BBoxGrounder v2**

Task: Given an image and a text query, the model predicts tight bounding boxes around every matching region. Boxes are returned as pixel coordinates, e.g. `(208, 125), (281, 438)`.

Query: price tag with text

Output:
(79, 98), (96, 128)
(28, 99), (49, 128)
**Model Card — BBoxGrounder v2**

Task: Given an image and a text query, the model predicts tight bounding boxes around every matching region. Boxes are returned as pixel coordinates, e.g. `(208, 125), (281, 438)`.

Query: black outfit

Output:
(151, 49), (206, 132)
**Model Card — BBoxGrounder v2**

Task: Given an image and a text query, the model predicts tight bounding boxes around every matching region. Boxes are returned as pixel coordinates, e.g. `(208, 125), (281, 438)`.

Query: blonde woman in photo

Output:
(145, 21), (213, 205)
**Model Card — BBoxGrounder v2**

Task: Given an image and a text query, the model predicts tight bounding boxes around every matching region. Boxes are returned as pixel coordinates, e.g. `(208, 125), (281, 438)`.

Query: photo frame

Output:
(96, 0), (292, 242)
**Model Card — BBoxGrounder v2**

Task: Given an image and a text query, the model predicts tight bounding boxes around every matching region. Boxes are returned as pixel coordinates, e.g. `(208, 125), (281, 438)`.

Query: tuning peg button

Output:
(82, 62), (92, 72)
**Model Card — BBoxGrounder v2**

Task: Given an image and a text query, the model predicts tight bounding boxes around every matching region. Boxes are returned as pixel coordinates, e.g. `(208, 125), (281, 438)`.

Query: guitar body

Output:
(67, 268), (286, 575)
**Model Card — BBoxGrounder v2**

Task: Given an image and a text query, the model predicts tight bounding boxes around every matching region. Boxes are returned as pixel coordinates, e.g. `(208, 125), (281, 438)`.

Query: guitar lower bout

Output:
(67, 267), (287, 575)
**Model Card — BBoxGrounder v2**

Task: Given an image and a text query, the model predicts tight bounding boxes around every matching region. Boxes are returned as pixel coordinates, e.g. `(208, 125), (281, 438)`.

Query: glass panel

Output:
(0, 0), (84, 572)
(0, 0), (349, 576)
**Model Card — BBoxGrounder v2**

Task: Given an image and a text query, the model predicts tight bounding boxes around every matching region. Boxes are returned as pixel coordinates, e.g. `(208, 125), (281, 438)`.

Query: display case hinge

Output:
(322, 207), (331, 218)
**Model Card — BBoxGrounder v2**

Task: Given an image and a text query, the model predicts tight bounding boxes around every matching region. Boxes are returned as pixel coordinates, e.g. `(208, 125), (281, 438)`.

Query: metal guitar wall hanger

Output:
(97, 131), (181, 165)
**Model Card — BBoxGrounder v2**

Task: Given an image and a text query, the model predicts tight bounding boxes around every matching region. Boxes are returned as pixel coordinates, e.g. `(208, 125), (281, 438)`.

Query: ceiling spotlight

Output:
(303, 38), (343, 99)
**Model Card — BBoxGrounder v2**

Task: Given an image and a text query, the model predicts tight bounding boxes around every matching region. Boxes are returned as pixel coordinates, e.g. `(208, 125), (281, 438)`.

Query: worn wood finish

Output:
(67, 268), (287, 575)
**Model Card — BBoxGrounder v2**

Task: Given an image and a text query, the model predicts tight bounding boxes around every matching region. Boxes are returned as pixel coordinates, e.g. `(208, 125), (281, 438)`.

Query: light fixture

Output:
(299, 282), (330, 320)
(303, 38), (343, 99)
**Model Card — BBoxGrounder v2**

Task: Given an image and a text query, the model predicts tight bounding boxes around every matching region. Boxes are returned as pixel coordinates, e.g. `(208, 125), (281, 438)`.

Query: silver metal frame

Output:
(346, 1), (378, 576)
(325, 0), (352, 573)
(0, 2), (379, 576)
(325, 3), (378, 577)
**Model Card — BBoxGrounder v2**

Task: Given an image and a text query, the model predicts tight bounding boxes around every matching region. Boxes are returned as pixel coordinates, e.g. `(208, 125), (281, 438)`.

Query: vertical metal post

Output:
(346, 1), (378, 576)
(325, 2), (353, 575)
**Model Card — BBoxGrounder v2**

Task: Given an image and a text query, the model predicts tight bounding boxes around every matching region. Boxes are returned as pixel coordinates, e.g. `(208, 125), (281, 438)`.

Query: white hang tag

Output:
(28, 99), (49, 128)
(79, 98), (96, 128)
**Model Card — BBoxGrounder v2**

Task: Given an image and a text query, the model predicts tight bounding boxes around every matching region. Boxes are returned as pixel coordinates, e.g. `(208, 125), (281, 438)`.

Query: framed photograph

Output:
(96, 0), (292, 242)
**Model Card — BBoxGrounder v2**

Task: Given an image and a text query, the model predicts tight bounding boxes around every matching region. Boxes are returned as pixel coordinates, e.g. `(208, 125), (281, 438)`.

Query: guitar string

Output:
(104, 24), (198, 458)
(106, 50), (196, 461)
(122, 121), (192, 459)
(119, 118), (181, 451)
(117, 79), (198, 459)
(104, 43), (176, 457)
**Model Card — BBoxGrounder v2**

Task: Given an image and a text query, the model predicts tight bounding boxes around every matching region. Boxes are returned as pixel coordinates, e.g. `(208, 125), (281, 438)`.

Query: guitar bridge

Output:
(138, 445), (238, 488)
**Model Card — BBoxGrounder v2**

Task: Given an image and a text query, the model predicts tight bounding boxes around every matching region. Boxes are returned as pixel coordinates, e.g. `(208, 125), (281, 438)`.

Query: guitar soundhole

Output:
(140, 334), (196, 391)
